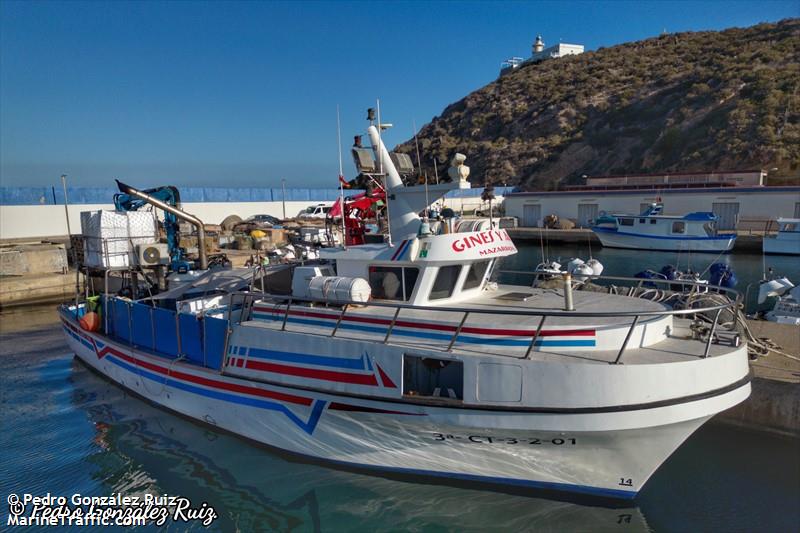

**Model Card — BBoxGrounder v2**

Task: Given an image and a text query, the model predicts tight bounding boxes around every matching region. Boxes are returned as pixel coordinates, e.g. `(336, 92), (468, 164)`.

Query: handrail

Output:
(246, 287), (736, 320)
(498, 269), (742, 306)
(232, 288), (735, 364)
(230, 270), (740, 363)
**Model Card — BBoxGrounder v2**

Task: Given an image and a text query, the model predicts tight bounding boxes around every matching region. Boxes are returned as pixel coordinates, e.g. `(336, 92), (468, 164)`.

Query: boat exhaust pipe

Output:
(563, 272), (574, 311)
(115, 180), (208, 270)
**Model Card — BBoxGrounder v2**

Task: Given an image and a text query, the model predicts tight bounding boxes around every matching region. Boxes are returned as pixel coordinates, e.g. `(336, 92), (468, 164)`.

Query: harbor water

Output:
(2, 306), (799, 531)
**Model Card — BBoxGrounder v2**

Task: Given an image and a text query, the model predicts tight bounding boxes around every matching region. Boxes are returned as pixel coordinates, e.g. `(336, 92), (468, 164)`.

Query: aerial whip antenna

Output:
(413, 119), (429, 218)
(336, 105), (347, 249)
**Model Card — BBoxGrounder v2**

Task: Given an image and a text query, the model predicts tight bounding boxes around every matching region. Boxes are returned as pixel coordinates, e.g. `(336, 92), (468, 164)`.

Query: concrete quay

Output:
(0, 271), (81, 310)
(0, 239), (80, 310)
(717, 321), (799, 436)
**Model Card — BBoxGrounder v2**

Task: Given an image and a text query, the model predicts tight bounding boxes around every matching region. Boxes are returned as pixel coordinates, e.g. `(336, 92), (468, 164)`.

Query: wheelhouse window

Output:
(430, 265), (461, 300)
(639, 218), (646, 224)
(368, 266), (419, 301)
(619, 218), (634, 227)
(703, 222), (717, 236)
(650, 219), (657, 224)
(672, 221), (686, 234)
(463, 260), (491, 291)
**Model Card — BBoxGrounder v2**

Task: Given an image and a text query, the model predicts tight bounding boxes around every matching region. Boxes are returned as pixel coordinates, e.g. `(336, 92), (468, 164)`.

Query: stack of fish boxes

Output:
(80, 210), (158, 268)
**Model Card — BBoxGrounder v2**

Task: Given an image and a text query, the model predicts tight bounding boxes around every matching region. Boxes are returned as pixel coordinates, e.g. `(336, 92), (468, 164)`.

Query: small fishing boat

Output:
(60, 109), (750, 500)
(592, 204), (736, 253)
(755, 276), (800, 325)
(763, 218), (800, 255)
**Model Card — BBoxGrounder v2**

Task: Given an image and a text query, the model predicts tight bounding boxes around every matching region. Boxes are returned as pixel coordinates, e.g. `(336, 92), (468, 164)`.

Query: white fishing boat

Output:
(60, 110), (750, 500)
(756, 276), (800, 325)
(763, 218), (800, 255)
(592, 204), (736, 252)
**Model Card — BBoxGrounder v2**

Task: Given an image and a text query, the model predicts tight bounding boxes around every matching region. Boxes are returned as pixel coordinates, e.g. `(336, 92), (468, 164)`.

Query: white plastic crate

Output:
(80, 210), (158, 268)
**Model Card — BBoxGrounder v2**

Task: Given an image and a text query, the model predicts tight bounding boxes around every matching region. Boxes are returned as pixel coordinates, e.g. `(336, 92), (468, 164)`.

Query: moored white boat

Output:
(61, 109), (750, 500)
(763, 218), (800, 255)
(592, 204), (736, 252)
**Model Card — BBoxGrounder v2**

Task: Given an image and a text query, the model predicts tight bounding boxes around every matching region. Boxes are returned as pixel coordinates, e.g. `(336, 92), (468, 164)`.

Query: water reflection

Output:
(71, 360), (649, 532)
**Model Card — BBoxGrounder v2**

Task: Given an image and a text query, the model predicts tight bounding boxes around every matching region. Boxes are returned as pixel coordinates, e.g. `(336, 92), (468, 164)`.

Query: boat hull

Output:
(61, 311), (750, 500)
(592, 228), (736, 252)
(763, 237), (800, 255)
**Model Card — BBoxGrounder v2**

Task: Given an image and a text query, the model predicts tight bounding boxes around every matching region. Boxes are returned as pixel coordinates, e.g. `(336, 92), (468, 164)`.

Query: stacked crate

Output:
(80, 210), (158, 268)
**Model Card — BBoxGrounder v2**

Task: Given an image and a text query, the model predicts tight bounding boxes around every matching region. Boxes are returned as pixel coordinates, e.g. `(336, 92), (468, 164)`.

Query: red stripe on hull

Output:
(77, 335), (315, 406)
(61, 313), (422, 417)
(244, 360), (379, 386)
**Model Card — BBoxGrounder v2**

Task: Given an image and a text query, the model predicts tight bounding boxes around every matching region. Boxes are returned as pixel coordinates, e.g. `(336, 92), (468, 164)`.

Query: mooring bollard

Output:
(563, 272), (574, 311)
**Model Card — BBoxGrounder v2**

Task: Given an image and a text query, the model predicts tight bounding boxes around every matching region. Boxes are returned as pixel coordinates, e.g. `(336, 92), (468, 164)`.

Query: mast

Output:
(375, 100), (393, 246)
(336, 105), (347, 250)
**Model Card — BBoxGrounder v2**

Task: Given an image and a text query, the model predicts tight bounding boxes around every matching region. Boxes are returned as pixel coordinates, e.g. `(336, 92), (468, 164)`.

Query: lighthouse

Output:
(500, 33), (584, 76)
(532, 34), (545, 54)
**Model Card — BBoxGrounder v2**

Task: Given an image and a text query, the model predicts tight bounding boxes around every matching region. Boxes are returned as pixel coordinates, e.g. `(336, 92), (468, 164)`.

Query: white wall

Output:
(0, 195), (507, 240)
(505, 189), (800, 227)
(0, 201), (316, 240)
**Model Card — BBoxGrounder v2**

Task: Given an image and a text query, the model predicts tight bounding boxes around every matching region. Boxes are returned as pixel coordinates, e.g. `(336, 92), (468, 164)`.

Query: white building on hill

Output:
(500, 34), (584, 75)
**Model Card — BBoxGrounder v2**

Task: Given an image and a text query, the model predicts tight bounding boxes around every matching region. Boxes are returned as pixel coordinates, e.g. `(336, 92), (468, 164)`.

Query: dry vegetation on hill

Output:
(396, 19), (800, 189)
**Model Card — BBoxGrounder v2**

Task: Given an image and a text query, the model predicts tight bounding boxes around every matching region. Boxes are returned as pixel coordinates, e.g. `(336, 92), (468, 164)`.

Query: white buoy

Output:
(586, 258), (604, 276)
(573, 264), (594, 281)
(567, 258), (585, 274)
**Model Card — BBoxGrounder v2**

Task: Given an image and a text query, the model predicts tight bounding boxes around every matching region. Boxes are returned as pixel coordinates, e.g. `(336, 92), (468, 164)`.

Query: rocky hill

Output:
(396, 19), (800, 189)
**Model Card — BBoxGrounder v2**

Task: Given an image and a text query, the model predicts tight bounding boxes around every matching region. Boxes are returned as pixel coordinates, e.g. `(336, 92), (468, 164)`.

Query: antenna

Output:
(413, 119), (429, 218)
(336, 105), (347, 250)
(376, 99), (392, 246)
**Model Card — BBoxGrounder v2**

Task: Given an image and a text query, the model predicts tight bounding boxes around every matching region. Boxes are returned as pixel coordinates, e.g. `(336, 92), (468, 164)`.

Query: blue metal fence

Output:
(0, 185), (517, 206)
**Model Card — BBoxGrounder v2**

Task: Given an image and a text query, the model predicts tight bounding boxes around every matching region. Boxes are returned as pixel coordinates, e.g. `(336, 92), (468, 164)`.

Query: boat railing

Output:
(499, 269), (741, 302)
(222, 272), (740, 365)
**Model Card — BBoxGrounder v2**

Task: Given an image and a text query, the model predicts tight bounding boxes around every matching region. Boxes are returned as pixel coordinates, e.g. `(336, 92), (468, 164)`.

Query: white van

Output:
(297, 203), (332, 219)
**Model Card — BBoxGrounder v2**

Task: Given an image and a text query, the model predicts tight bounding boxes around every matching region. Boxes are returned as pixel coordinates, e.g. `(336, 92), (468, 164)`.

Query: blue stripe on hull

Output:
(77, 344), (634, 501)
(63, 325), (94, 350)
(246, 347), (367, 370)
(106, 354), (327, 434)
(250, 314), (596, 347)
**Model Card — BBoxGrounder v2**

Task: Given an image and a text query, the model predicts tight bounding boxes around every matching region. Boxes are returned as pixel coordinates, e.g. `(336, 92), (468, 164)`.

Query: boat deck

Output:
(246, 286), (736, 365)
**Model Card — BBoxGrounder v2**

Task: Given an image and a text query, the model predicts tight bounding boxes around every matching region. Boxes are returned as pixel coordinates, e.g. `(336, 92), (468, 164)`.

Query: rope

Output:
(600, 283), (795, 363)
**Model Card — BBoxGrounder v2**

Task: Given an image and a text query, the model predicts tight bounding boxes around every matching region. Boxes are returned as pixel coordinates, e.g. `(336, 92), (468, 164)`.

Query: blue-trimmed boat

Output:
(592, 203), (736, 252)
(60, 113), (751, 501)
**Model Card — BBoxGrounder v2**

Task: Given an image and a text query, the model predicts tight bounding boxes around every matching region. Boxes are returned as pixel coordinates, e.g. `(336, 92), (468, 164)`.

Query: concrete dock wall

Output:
(719, 377), (800, 436)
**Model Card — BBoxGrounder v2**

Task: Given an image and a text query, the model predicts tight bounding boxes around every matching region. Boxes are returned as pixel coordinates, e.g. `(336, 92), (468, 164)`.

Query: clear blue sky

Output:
(1, 1), (797, 188)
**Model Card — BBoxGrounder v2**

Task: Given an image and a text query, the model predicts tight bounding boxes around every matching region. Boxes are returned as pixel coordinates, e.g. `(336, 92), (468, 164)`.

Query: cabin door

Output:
(522, 204), (541, 227)
(577, 203), (599, 227)
(712, 202), (740, 230)
(794, 202), (800, 218)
